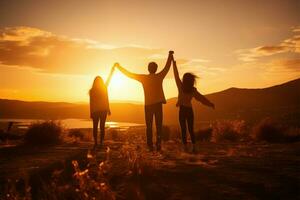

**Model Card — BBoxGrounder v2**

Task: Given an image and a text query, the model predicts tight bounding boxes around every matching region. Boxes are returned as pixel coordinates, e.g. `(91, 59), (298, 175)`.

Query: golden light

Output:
(107, 70), (144, 102)
(109, 71), (126, 89)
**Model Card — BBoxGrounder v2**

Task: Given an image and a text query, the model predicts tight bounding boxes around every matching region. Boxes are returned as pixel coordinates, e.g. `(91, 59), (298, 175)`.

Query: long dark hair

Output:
(89, 76), (107, 97)
(182, 73), (197, 93)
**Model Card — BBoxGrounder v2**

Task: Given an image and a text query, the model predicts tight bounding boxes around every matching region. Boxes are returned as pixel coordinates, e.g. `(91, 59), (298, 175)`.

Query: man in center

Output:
(115, 51), (174, 151)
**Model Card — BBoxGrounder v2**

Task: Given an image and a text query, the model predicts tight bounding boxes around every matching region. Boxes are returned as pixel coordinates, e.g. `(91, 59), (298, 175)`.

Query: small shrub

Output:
(195, 128), (213, 141)
(252, 118), (285, 142)
(212, 120), (245, 142)
(68, 129), (85, 141)
(25, 121), (62, 145)
(252, 118), (300, 143)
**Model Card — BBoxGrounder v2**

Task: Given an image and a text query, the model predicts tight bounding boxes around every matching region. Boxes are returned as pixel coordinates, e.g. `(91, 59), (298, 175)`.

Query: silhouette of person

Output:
(89, 64), (116, 149)
(172, 57), (215, 152)
(115, 51), (174, 151)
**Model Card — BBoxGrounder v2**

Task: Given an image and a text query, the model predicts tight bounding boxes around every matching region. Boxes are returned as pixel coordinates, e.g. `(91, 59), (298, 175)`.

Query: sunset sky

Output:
(0, 0), (299, 103)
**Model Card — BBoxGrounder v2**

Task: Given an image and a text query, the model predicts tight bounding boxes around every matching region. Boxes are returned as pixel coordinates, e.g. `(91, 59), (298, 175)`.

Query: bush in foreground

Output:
(212, 120), (246, 142)
(25, 121), (62, 145)
(252, 118), (300, 143)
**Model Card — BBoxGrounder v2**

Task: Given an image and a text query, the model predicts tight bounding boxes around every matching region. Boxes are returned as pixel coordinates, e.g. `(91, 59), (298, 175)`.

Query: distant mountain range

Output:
(1, 78), (300, 126)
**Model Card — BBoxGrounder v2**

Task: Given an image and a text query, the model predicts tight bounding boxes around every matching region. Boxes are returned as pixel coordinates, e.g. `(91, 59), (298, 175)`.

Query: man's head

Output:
(148, 62), (158, 74)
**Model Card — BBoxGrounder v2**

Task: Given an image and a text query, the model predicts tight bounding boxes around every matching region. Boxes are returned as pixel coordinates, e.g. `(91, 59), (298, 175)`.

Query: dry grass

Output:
(1, 127), (300, 199)
(2, 121), (300, 199)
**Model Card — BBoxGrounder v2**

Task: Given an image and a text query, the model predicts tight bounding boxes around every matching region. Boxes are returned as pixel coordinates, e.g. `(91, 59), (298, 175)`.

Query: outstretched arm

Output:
(194, 90), (215, 109)
(172, 59), (182, 91)
(158, 51), (174, 78)
(105, 64), (115, 86)
(115, 63), (142, 81)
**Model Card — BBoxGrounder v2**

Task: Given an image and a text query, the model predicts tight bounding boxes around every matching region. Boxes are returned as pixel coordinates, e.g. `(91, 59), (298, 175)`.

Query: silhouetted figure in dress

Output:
(115, 51), (174, 151)
(172, 57), (214, 152)
(89, 64), (115, 149)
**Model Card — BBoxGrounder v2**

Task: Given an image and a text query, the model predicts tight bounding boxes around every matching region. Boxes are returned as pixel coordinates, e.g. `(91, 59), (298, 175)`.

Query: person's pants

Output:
(92, 111), (107, 145)
(144, 103), (163, 148)
(179, 106), (195, 144)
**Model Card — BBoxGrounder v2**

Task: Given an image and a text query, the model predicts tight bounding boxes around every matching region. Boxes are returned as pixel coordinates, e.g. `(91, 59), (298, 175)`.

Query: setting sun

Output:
(109, 71), (126, 90)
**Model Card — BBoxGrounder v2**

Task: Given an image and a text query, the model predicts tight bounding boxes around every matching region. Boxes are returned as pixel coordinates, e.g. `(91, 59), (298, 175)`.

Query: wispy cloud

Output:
(0, 26), (166, 74)
(266, 58), (300, 72)
(236, 26), (300, 62)
(0, 26), (217, 78)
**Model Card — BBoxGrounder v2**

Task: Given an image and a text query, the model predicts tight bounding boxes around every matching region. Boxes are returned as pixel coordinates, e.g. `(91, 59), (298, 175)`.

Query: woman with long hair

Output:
(89, 64), (115, 149)
(172, 58), (215, 152)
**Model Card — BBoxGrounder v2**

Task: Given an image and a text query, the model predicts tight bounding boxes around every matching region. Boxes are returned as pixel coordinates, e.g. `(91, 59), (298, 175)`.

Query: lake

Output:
(0, 118), (143, 129)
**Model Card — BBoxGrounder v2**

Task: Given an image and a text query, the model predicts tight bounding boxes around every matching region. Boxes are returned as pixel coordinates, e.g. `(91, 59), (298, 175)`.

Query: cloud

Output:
(267, 58), (300, 72)
(0, 26), (167, 74)
(256, 46), (287, 54)
(237, 26), (300, 62)
(0, 26), (218, 79)
(175, 58), (225, 78)
(292, 26), (300, 33)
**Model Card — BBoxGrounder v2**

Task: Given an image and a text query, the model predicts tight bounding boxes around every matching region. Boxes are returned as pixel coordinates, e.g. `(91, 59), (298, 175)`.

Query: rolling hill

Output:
(1, 78), (300, 126)
(165, 78), (300, 125)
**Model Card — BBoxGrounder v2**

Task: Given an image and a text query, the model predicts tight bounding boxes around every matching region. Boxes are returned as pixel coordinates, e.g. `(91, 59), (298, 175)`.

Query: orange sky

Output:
(0, 0), (299, 103)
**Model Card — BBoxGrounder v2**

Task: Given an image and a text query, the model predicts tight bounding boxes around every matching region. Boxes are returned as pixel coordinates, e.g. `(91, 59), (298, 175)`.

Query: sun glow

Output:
(109, 71), (126, 89)
(106, 70), (144, 102)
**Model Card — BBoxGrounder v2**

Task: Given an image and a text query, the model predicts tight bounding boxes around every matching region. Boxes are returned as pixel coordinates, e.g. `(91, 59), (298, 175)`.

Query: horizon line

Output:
(1, 77), (299, 104)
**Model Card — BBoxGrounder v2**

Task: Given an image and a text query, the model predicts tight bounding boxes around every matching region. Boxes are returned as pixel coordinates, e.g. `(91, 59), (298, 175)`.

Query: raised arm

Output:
(105, 65), (115, 86)
(158, 51), (174, 78)
(194, 90), (215, 109)
(115, 63), (142, 81)
(172, 59), (182, 90)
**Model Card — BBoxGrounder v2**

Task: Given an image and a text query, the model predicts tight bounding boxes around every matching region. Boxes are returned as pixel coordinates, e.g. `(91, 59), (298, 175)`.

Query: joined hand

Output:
(113, 62), (120, 68)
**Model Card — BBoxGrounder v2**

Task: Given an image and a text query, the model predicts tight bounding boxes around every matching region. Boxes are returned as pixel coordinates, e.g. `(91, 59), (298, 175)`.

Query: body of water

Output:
(0, 118), (143, 129)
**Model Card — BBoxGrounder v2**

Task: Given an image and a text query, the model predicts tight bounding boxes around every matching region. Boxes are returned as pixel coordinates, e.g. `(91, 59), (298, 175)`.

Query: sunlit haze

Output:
(0, 0), (299, 103)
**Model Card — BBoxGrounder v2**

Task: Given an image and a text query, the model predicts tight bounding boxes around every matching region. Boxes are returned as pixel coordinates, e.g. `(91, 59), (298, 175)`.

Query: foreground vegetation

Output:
(0, 118), (299, 199)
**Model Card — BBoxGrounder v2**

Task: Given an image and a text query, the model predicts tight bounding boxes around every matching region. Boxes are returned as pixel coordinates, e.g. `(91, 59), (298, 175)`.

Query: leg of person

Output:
(145, 105), (154, 151)
(99, 111), (107, 146)
(154, 103), (163, 151)
(92, 115), (100, 148)
(187, 107), (195, 144)
(187, 107), (196, 152)
(179, 106), (188, 145)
